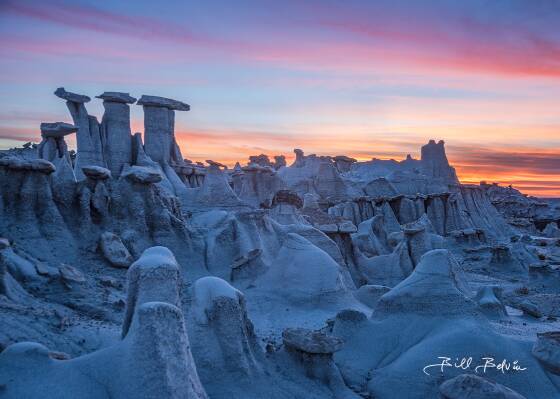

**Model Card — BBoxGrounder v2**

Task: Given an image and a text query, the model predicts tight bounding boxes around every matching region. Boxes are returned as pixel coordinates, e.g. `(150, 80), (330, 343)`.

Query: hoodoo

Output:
(0, 88), (559, 399)
(97, 92), (137, 177)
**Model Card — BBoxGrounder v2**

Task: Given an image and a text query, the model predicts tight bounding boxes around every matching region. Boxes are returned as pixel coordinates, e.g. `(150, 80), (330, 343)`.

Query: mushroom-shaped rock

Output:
(54, 88), (104, 179)
(122, 165), (163, 184)
(439, 374), (526, 399)
(532, 331), (560, 374)
(282, 328), (359, 399)
(270, 190), (306, 224)
(190, 276), (263, 375)
(450, 228), (486, 245)
(40, 122), (78, 138)
(82, 165), (111, 180)
(96, 92), (137, 104)
(475, 286), (506, 317)
(99, 93), (135, 176)
(403, 214), (443, 266)
(283, 328), (343, 354)
(54, 87), (91, 103)
(0, 157), (55, 174)
(136, 95), (190, 111)
(138, 95), (188, 164)
(122, 246), (180, 337)
(99, 232), (133, 269)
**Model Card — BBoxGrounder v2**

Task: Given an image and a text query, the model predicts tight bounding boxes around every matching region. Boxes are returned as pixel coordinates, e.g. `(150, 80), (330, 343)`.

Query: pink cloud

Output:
(4, 1), (559, 79)
(2, 1), (217, 47)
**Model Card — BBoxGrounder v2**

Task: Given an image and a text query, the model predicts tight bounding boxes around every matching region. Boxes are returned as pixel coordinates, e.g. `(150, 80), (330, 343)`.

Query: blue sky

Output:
(1, 0), (559, 195)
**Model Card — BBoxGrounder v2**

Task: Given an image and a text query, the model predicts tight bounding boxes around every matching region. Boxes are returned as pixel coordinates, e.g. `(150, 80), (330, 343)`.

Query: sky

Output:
(0, 0), (559, 197)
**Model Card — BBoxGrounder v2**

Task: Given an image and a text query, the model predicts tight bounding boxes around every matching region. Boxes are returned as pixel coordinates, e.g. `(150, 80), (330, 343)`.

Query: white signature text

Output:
(422, 356), (527, 376)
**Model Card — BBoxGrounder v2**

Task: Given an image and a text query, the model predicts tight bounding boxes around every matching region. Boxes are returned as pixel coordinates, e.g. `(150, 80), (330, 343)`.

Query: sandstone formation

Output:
(0, 245), (208, 399)
(439, 374), (526, 399)
(137, 95), (189, 165)
(98, 92), (136, 176)
(532, 331), (560, 374)
(1, 88), (559, 399)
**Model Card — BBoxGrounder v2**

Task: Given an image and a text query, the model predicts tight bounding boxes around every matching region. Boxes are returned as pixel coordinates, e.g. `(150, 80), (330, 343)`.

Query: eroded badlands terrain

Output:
(1, 89), (560, 398)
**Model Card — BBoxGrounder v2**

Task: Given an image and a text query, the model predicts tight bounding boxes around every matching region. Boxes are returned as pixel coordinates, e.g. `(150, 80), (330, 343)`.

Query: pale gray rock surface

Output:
(475, 285), (507, 317)
(99, 232), (134, 269)
(190, 277), (263, 375)
(137, 94), (190, 111)
(101, 99), (133, 176)
(142, 105), (176, 164)
(532, 331), (560, 374)
(40, 122), (78, 138)
(0, 157), (55, 173)
(283, 328), (343, 354)
(2, 89), (560, 399)
(420, 139), (458, 184)
(355, 284), (391, 308)
(122, 165), (163, 184)
(440, 374), (526, 399)
(54, 87), (91, 103)
(82, 165), (111, 180)
(55, 88), (104, 179)
(96, 92), (137, 104)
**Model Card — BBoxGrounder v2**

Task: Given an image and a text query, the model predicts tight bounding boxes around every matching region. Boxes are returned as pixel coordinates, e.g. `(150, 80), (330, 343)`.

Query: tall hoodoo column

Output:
(96, 92), (137, 177)
(420, 139), (458, 184)
(136, 95), (190, 165)
(54, 87), (105, 179)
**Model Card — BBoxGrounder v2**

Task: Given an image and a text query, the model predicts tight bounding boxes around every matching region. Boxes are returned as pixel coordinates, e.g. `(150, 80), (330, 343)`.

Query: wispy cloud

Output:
(0, 126), (39, 142)
(2, 1), (218, 47)
(1, 0), (559, 196)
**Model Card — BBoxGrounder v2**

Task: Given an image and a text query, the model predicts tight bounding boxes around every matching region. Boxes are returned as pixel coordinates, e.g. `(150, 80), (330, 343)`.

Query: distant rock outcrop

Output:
(420, 139), (458, 184)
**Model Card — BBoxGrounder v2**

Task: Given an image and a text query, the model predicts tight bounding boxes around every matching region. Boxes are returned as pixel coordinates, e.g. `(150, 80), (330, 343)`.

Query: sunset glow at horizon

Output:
(1, 0), (559, 196)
